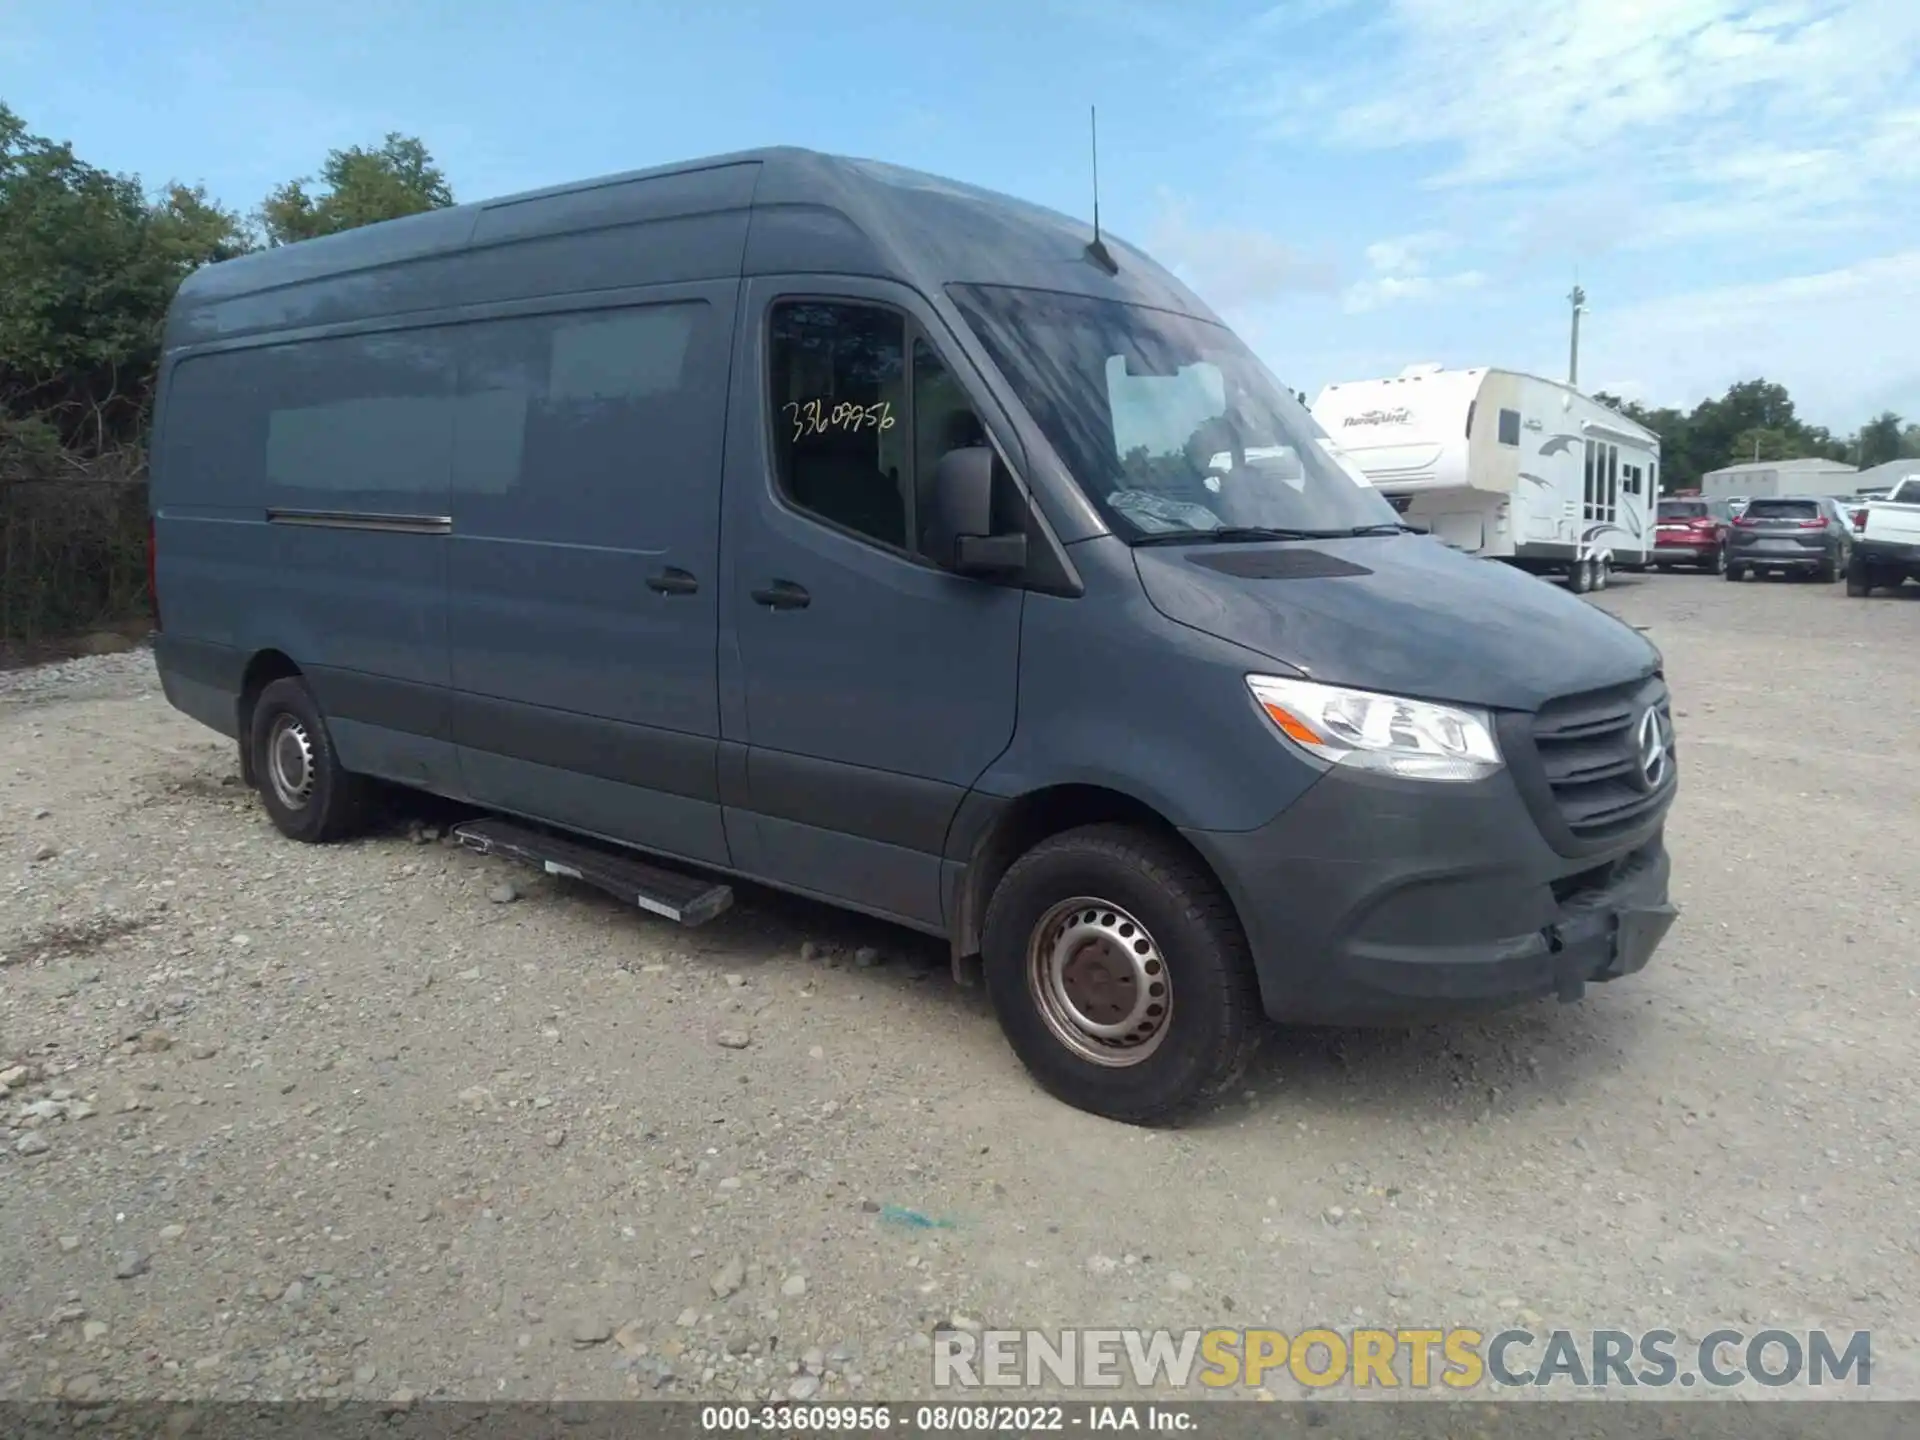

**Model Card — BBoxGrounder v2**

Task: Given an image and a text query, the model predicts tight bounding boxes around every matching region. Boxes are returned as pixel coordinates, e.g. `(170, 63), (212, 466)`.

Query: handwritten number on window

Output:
(784, 399), (896, 442)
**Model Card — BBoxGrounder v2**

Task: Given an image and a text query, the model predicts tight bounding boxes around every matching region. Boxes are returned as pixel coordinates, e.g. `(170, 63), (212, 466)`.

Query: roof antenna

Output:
(1085, 105), (1118, 275)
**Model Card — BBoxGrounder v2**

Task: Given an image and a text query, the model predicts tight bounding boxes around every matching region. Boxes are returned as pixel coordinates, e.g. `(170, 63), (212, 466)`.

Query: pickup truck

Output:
(1848, 476), (1920, 596)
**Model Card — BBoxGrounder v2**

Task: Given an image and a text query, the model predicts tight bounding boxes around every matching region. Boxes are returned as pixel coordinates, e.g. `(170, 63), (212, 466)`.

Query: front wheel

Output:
(980, 825), (1261, 1124)
(249, 676), (377, 843)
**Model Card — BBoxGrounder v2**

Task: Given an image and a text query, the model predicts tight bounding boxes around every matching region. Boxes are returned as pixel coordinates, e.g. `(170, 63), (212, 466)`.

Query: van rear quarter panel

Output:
(153, 167), (759, 794)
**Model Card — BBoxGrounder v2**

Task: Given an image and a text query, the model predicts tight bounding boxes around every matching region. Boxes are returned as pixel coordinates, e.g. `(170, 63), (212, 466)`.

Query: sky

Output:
(5, 0), (1917, 432)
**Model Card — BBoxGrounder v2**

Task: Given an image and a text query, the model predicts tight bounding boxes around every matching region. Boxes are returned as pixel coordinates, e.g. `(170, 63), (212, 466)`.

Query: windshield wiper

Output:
(1133, 525), (1347, 546)
(1133, 523), (1414, 546)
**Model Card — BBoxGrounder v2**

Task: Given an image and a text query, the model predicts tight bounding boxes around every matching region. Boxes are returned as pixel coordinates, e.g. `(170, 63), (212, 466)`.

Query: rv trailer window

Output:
(1583, 440), (1620, 523)
(1497, 408), (1521, 446)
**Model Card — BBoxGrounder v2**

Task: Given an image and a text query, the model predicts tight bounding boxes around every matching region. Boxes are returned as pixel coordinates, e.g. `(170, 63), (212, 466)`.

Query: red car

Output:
(1652, 497), (1733, 573)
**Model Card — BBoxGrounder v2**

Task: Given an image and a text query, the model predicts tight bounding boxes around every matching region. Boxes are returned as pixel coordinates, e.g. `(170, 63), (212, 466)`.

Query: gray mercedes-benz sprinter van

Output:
(148, 148), (1678, 1122)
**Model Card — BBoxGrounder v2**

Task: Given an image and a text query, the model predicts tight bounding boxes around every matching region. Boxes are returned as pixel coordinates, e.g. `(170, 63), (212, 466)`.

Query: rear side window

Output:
(1744, 499), (1819, 520)
(159, 331), (458, 511)
(1497, 408), (1521, 446)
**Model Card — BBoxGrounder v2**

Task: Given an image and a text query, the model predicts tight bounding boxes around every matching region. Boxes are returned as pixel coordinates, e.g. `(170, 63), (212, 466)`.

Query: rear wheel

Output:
(1817, 554), (1839, 583)
(1568, 559), (1594, 594)
(1703, 546), (1726, 575)
(1594, 558), (1611, 590)
(1725, 562), (1746, 582)
(248, 677), (377, 843)
(981, 824), (1261, 1124)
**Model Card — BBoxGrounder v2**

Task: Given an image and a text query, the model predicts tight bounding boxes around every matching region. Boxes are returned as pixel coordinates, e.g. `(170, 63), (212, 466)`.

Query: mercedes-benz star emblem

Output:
(1637, 707), (1670, 790)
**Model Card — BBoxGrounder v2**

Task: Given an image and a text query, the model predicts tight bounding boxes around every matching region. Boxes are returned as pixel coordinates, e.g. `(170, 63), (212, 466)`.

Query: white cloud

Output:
(1249, 0), (1920, 249)
(1343, 229), (1486, 312)
(1582, 249), (1920, 427)
(1146, 198), (1340, 309)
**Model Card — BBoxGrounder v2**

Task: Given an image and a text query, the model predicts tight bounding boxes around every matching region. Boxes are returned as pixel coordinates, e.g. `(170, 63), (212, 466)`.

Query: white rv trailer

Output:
(1309, 365), (1658, 592)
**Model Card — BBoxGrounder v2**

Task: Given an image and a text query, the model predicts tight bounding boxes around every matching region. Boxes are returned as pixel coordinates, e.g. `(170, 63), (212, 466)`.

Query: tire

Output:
(1724, 562), (1746, 582)
(980, 824), (1261, 1125)
(248, 676), (377, 843)
(1594, 558), (1611, 590)
(1655, 564), (1670, 573)
(1568, 559), (1593, 594)
(1703, 547), (1726, 575)
(1817, 555), (1838, 583)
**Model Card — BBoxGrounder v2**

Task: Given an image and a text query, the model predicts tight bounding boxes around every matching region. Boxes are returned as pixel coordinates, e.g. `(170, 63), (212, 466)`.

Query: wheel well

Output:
(951, 784), (1219, 970)
(236, 650), (301, 786)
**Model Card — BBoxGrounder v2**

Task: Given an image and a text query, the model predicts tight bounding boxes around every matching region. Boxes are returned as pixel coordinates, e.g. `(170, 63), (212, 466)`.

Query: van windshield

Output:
(950, 285), (1399, 541)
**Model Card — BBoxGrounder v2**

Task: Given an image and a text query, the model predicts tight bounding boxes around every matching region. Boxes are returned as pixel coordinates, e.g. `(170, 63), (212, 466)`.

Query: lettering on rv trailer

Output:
(1343, 408), (1413, 428)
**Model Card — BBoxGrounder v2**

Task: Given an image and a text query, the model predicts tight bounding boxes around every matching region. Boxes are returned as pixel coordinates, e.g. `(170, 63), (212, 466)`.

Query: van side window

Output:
(769, 302), (910, 550)
(1496, 408), (1521, 446)
(454, 303), (707, 533)
(262, 332), (458, 503)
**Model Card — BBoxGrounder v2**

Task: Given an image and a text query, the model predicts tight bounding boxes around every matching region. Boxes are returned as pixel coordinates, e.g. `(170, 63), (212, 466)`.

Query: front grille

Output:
(1528, 675), (1675, 845)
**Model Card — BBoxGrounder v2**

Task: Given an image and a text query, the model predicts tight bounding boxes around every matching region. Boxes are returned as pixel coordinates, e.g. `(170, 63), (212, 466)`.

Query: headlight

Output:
(1246, 674), (1502, 782)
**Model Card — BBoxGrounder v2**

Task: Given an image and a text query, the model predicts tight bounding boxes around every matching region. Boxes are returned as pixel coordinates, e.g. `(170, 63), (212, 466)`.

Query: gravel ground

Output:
(3, 572), (1918, 1407)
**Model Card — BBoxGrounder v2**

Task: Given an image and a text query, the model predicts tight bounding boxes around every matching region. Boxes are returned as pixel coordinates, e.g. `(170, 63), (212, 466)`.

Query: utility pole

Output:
(1567, 284), (1586, 388)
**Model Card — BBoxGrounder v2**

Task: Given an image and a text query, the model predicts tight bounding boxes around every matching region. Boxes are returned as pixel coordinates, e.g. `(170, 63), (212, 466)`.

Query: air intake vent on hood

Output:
(1186, 549), (1373, 580)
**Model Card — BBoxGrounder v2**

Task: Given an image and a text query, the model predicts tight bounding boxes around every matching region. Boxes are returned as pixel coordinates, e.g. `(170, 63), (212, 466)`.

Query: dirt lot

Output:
(3, 573), (1918, 1406)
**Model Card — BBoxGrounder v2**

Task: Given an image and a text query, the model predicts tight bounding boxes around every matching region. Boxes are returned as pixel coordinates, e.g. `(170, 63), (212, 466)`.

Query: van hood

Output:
(1133, 534), (1659, 713)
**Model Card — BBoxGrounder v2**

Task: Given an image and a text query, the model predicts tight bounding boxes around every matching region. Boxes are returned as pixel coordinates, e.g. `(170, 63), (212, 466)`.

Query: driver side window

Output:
(767, 300), (984, 558)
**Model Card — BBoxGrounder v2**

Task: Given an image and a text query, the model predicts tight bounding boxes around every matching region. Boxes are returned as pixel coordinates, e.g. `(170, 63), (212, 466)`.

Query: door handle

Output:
(750, 579), (811, 610)
(647, 567), (700, 596)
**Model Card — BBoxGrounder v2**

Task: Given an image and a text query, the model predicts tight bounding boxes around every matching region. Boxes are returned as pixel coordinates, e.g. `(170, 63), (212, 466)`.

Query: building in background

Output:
(1699, 457), (1858, 503)
(1849, 458), (1920, 496)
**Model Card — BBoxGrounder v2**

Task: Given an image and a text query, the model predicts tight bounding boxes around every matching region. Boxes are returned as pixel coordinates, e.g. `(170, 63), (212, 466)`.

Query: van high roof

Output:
(166, 147), (1219, 350)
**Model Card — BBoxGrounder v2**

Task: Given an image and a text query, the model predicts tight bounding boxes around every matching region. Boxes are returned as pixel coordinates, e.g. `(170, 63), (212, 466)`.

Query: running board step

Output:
(453, 818), (734, 927)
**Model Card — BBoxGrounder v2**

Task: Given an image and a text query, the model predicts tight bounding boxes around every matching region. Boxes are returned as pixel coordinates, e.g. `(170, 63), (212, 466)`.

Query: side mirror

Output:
(930, 446), (1027, 576)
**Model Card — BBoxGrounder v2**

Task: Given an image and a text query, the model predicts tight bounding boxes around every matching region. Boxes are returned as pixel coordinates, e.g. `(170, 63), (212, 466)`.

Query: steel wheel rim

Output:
(266, 713), (316, 811)
(1025, 896), (1172, 1068)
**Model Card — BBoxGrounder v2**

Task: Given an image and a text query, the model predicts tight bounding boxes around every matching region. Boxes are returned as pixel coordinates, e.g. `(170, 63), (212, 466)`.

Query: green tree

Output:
(1727, 426), (1797, 464)
(258, 133), (453, 246)
(1857, 411), (1906, 468)
(1, 102), (248, 450)
(1592, 379), (1854, 492)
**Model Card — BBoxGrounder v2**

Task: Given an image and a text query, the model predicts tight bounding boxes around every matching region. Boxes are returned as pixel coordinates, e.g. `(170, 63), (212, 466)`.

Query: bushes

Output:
(0, 420), (148, 644)
(1, 101), (454, 649)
